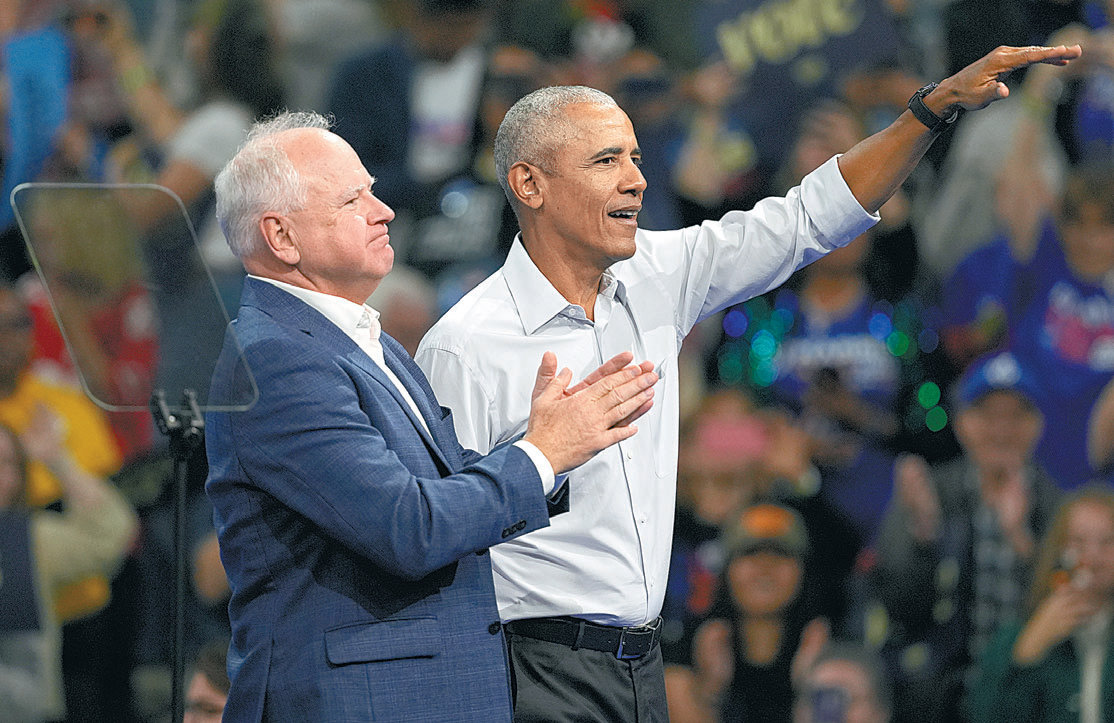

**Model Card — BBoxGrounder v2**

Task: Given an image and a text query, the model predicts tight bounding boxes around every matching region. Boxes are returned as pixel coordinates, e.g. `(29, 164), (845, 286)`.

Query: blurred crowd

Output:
(3, 0), (1114, 721)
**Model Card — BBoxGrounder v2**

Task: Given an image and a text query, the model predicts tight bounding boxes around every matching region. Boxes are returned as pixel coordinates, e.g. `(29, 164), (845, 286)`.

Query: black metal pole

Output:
(150, 389), (204, 723)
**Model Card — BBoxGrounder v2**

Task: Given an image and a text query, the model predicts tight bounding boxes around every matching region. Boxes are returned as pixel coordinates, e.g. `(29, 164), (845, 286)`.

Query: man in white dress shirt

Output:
(416, 44), (1081, 722)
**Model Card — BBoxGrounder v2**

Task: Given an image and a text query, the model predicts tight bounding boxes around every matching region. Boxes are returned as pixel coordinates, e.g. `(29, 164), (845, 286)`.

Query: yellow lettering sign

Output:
(715, 0), (865, 77)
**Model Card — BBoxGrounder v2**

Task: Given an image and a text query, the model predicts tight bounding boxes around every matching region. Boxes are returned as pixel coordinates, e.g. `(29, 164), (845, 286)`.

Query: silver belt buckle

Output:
(616, 627), (641, 660)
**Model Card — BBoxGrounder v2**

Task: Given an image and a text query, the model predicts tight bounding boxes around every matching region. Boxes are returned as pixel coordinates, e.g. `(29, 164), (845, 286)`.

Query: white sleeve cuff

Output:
(806, 154), (881, 245)
(512, 440), (556, 495)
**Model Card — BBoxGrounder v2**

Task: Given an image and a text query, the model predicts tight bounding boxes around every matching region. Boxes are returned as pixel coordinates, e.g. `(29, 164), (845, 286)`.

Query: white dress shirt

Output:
(250, 276), (555, 490)
(415, 156), (877, 626)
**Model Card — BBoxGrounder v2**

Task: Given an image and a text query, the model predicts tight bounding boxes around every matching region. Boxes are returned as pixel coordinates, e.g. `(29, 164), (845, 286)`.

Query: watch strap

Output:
(908, 82), (959, 133)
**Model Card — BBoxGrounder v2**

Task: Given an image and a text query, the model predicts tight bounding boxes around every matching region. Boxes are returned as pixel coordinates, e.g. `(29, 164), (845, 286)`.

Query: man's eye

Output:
(597, 157), (616, 165)
(632, 157), (643, 166)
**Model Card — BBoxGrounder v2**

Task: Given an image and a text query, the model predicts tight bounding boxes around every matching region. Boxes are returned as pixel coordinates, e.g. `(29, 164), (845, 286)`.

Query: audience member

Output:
(713, 98), (949, 540)
(12, 187), (158, 462)
(0, 278), (134, 719)
(271, 0), (385, 112)
(872, 351), (1062, 722)
(969, 483), (1114, 723)
(663, 390), (766, 664)
(664, 395), (862, 666)
(669, 59), (766, 227)
(1069, 1), (1114, 163)
(0, 0), (68, 280)
(608, 48), (684, 231)
(794, 642), (893, 723)
(390, 42), (549, 281)
(491, 0), (703, 75)
(0, 631), (43, 722)
(0, 282), (123, 576)
(918, 20), (1085, 283)
(746, 408), (864, 630)
(668, 503), (829, 722)
(1089, 374), (1114, 476)
(327, 0), (492, 274)
(942, 161), (1114, 489)
(0, 418), (137, 722)
(127, 449), (229, 717)
(101, 0), (283, 305)
(183, 638), (229, 723)
(756, 238), (905, 542)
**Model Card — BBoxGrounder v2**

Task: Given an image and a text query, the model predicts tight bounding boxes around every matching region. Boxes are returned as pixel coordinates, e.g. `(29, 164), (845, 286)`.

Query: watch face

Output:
(908, 83), (947, 131)
(913, 82), (937, 102)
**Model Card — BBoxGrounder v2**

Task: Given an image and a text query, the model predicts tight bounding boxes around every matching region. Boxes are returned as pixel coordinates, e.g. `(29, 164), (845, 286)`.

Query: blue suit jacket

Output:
(205, 278), (561, 721)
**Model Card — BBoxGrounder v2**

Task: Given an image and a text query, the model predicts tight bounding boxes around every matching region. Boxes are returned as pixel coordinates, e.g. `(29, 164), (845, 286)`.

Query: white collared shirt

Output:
(252, 276), (430, 431)
(250, 276), (555, 492)
(417, 156), (877, 625)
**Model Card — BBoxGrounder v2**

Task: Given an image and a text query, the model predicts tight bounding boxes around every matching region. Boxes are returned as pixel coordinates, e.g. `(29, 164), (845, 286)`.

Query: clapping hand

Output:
(525, 351), (658, 474)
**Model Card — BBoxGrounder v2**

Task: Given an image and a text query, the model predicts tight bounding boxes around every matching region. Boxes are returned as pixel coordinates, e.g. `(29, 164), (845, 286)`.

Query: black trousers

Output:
(506, 630), (668, 723)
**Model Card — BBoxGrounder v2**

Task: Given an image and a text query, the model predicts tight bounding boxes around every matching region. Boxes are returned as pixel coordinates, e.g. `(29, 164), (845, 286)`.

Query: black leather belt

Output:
(504, 616), (663, 660)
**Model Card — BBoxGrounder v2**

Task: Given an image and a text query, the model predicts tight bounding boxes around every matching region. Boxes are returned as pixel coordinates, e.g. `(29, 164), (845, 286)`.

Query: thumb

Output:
(531, 351), (558, 401)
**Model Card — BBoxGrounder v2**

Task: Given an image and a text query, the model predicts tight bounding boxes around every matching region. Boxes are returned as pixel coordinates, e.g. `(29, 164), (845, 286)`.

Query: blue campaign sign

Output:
(695, 0), (902, 165)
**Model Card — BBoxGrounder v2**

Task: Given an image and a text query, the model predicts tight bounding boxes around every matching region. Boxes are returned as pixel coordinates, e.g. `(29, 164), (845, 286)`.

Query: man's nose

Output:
(621, 160), (647, 195)
(368, 194), (395, 224)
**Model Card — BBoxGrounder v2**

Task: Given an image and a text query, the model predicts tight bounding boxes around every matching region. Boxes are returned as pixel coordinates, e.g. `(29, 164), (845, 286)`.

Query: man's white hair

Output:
(493, 86), (617, 205)
(214, 110), (333, 258)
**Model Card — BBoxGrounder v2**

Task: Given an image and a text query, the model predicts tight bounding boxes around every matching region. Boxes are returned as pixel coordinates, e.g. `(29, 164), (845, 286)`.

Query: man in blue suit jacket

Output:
(204, 110), (658, 721)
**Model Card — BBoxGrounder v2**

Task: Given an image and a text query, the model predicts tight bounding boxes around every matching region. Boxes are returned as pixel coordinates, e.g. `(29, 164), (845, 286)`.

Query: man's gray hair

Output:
(493, 86), (617, 204)
(214, 110), (333, 258)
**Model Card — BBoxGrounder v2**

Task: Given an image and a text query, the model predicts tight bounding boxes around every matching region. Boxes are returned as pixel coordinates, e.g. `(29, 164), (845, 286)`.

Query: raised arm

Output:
(837, 44), (1082, 213)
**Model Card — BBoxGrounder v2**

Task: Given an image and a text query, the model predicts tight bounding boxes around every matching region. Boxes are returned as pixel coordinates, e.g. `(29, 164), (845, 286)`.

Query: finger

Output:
(597, 368), (659, 409)
(1010, 44), (1083, 68)
(531, 351), (558, 399)
(613, 398), (654, 428)
(584, 361), (654, 399)
(583, 364), (645, 401)
(597, 423), (639, 447)
(603, 385), (655, 427)
(539, 366), (573, 403)
(569, 353), (638, 395)
(589, 353), (636, 383)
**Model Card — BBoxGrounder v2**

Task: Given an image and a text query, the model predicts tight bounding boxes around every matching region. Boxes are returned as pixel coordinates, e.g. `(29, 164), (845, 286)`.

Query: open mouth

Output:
(608, 210), (638, 220)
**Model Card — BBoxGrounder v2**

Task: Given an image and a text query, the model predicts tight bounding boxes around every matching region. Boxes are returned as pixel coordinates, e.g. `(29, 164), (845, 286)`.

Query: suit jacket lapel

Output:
(241, 279), (454, 470)
(344, 345), (454, 471)
(379, 335), (461, 469)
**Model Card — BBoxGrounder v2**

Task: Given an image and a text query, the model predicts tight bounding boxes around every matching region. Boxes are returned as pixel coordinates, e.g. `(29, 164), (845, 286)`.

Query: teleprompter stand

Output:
(150, 389), (204, 723)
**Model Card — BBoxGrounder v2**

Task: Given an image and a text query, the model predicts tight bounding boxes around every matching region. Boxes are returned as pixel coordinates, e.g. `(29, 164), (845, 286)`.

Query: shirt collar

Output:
(599, 268), (625, 305)
(502, 236), (627, 335)
(250, 275), (381, 342)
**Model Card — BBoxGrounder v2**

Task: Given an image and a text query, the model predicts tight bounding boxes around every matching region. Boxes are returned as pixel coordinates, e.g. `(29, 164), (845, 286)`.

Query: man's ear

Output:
(259, 212), (300, 266)
(508, 162), (544, 210)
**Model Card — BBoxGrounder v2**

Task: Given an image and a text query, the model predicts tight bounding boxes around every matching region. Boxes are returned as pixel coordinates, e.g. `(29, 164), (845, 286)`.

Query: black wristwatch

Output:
(907, 82), (960, 133)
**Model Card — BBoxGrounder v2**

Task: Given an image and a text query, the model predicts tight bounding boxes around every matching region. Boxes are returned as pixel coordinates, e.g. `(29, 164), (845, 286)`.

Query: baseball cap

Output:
(724, 503), (808, 558)
(955, 351), (1041, 409)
